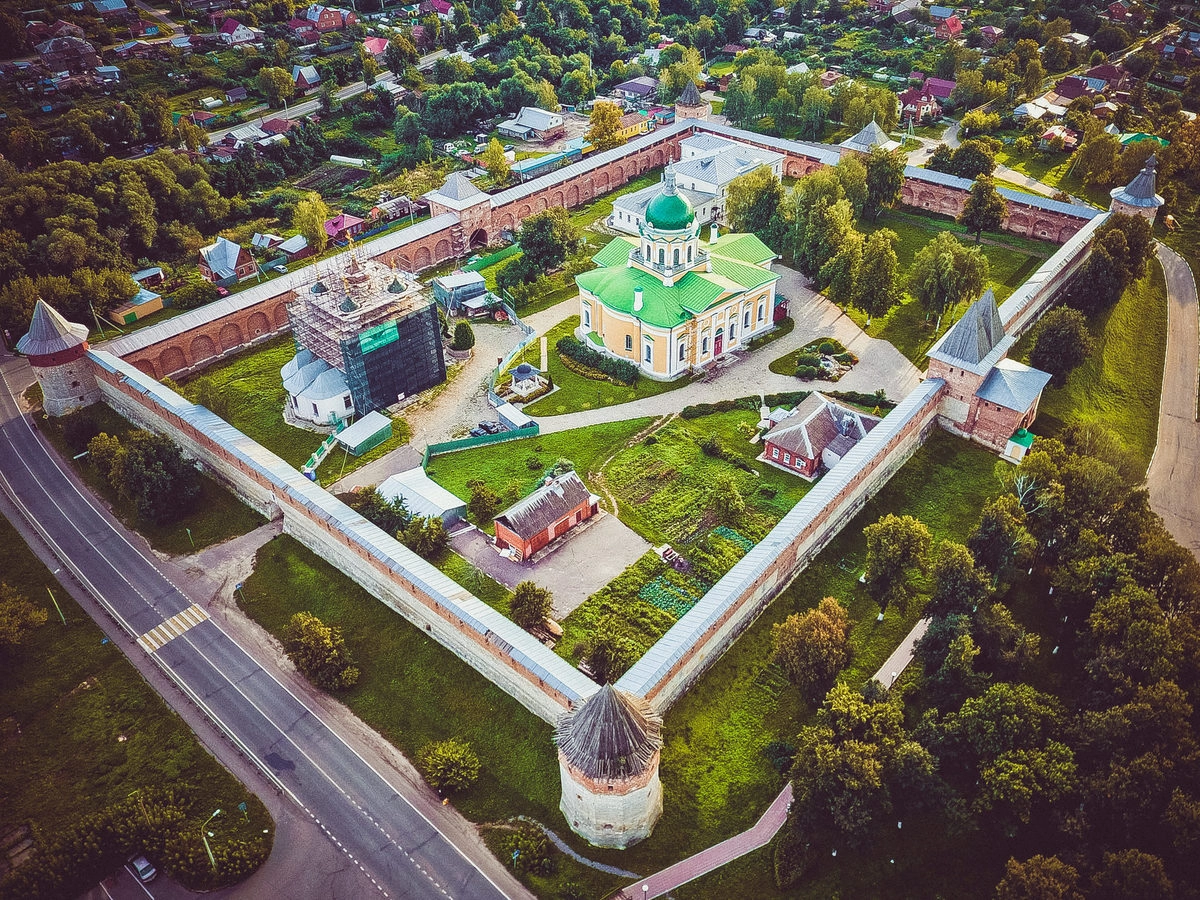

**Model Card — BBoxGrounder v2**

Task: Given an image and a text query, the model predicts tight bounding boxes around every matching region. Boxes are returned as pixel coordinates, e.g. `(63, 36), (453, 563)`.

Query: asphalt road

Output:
(1147, 244), (1200, 559)
(0, 356), (515, 900)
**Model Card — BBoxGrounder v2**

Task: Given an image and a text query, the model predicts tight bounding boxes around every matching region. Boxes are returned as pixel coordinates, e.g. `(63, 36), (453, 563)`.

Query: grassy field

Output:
(517, 317), (694, 416)
(424, 417), (653, 511)
(175, 335), (411, 485)
(848, 208), (1056, 364)
(0, 513), (272, 886)
(237, 535), (622, 899)
(1011, 262), (1169, 475)
(39, 404), (264, 556)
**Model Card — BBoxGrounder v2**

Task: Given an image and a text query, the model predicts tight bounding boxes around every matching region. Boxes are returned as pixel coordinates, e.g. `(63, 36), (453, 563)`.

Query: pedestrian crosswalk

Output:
(137, 604), (210, 653)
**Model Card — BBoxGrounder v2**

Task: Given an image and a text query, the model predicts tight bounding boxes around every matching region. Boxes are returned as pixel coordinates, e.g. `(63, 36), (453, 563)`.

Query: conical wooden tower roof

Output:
(16, 299), (89, 358)
(555, 684), (663, 780)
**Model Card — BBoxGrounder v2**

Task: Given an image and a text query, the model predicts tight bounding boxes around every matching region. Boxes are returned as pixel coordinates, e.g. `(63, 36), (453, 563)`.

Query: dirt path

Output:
(587, 414), (673, 515)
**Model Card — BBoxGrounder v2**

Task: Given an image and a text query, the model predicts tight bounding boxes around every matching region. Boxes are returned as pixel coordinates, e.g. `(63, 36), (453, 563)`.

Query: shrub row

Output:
(827, 389), (896, 411)
(555, 336), (639, 385)
(679, 391), (813, 419)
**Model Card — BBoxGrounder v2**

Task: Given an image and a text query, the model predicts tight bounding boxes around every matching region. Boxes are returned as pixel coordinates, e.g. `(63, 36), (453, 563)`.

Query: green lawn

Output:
(424, 417), (654, 514)
(176, 335), (411, 486)
(847, 208), (1056, 365)
(0, 514), (272, 890)
(39, 404), (265, 556)
(237, 535), (622, 900)
(1012, 262), (1169, 475)
(519, 316), (696, 416)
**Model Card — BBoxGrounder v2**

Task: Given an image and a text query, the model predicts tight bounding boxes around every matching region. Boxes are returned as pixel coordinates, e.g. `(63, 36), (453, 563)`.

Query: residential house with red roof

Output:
(923, 76), (956, 100)
(218, 17), (255, 44)
(292, 64), (322, 93)
(302, 4), (357, 32)
(935, 14), (963, 39)
(324, 213), (365, 242)
(897, 87), (942, 123)
(362, 36), (389, 57)
(286, 17), (319, 40)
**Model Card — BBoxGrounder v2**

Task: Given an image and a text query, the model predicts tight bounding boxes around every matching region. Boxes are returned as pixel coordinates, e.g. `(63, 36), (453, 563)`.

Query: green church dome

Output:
(645, 167), (694, 231)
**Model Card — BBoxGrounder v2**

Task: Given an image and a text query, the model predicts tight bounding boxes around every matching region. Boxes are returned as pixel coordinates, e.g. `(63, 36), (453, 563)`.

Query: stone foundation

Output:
(558, 753), (663, 849)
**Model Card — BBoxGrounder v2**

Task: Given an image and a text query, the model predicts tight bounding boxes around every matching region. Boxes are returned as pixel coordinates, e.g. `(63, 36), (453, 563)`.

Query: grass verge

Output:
(38, 404), (264, 556)
(0, 513), (272, 887)
(1011, 262), (1168, 475)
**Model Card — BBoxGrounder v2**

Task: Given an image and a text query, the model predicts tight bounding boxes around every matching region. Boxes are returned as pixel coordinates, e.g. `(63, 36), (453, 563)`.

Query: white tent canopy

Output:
(378, 468), (467, 523)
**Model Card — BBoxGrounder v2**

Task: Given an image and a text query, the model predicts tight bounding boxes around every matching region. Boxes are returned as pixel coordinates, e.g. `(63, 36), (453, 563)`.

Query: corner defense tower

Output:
(555, 684), (664, 849)
(17, 300), (99, 416)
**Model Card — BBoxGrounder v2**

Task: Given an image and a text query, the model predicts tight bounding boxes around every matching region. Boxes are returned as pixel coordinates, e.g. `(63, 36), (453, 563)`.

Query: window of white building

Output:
(644, 340), (653, 363)
(625, 334), (633, 351)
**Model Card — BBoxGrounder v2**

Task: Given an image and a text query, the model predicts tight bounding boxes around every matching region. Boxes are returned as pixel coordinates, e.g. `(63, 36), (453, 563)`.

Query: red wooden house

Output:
(494, 472), (598, 562)
(935, 14), (963, 40)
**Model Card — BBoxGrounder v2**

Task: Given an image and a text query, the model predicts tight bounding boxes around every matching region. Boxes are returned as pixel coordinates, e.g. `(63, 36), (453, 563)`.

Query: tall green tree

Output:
(958, 176), (1007, 243)
(510, 581), (553, 629)
(283, 611), (360, 689)
(908, 232), (990, 329)
(863, 148), (905, 222)
(726, 167), (786, 250)
(480, 137), (510, 185)
(851, 228), (902, 325)
(772, 597), (852, 701)
(256, 66), (295, 107)
(1031, 307), (1094, 386)
(293, 193), (331, 254)
(864, 514), (932, 613)
(585, 101), (624, 151)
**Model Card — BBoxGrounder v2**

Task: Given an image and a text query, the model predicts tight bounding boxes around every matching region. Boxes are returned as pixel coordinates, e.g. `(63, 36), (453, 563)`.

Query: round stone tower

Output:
(674, 79), (710, 123)
(555, 684), (664, 849)
(1109, 153), (1165, 222)
(16, 300), (99, 417)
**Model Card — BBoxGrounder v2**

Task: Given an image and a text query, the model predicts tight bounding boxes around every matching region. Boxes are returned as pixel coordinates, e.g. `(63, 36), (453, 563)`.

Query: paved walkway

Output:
(902, 120), (1061, 199)
(330, 319), (523, 492)
(616, 782), (793, 899)
(1147, 245), (1200, 559)
(872, 617), (931, 688)
(534, 267), (923, 436)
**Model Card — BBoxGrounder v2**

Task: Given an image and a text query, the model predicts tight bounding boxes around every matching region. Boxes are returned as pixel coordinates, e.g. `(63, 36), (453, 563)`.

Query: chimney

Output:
(633, 287), (643, 312)
(709, 223), (719, 244)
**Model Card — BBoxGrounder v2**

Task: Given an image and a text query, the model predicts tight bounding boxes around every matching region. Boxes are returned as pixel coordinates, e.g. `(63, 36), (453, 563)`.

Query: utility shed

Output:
(495, 401), (534, 431)
(378, 467), (467, 522)
(334, 410), (393, 455)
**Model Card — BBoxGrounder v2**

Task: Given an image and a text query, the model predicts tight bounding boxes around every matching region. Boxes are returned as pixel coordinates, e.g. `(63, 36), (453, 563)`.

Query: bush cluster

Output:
(555, 336), (638, 385)
(0, 787), (269, 897)
(827, 389), (895, 411)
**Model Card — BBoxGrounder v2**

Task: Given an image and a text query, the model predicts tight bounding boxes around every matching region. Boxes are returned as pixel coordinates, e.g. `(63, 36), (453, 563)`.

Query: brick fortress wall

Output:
(89, 350), (596, 724)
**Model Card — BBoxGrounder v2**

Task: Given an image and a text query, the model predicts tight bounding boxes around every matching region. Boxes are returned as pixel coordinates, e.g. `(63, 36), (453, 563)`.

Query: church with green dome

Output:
(575, 166), (782, 381)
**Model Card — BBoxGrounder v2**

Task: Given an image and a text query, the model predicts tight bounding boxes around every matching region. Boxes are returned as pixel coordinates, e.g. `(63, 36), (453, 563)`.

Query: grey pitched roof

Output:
(494, 471), (592, 539)
(1110, 153), (1164, 208)
(840, 119), (891, 153)
(927, 290), (1014, 373)
(555, 684), (663, 780)
(16, 300), (89, 357)
(199, 236), (246, 279)
(764, 393), (879, 460)
(976, 358), (1052, 412)
(677, 79), (702, 106)
(424, 172), (486, 210)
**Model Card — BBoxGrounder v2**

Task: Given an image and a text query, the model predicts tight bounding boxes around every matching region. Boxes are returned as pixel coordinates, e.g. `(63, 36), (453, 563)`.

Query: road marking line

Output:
(137, 604), (209, 653)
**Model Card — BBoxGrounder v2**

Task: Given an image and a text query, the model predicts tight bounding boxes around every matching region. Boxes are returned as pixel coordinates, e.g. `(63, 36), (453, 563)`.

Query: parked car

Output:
(271, 264), (287, 274)
(479, 421), (503, 434)
(469, 427), (487, 437)
(128, 855), (157, 883)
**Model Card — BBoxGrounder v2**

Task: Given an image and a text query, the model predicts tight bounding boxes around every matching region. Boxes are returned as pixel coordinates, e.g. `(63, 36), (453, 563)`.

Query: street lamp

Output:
(200, 809), (222, 872)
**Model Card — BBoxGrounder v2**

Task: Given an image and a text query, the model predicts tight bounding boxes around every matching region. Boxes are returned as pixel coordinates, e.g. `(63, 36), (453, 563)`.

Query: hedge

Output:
(555, 336), (639, 385)
(679, 391), (813, 419)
